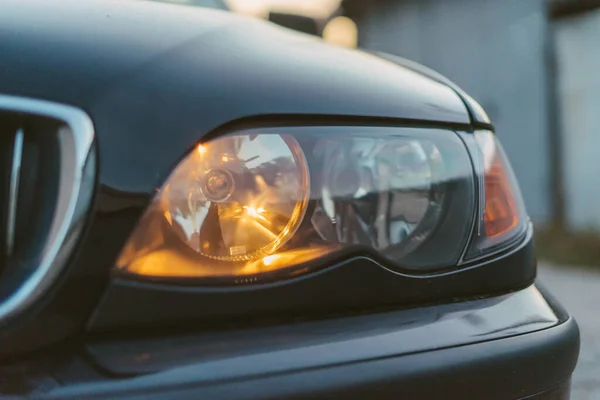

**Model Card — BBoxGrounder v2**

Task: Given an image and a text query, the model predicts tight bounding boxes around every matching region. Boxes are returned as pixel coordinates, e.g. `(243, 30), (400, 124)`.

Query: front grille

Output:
(0, 95), (94, 324)
(0, 115), (62, 298)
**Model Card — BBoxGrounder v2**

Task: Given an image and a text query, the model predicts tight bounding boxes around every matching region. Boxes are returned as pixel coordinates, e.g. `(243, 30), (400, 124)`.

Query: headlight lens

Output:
(311, 132), (461, 268)
(116, 127), (521, 283)
(162, 134), (309, 262)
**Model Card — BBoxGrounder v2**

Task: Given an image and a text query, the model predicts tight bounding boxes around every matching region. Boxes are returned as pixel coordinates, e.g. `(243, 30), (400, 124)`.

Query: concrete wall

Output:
(555, 9), (600, 230)
(356, 0), (551, 222)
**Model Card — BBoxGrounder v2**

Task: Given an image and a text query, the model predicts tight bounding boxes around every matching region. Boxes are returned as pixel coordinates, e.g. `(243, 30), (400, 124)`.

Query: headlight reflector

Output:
(161, 134), (309, 262)
(312, 136), (445, 264)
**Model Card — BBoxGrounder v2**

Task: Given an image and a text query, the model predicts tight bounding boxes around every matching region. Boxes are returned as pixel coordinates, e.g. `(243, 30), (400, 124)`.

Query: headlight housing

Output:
(116, 126), (526, 283)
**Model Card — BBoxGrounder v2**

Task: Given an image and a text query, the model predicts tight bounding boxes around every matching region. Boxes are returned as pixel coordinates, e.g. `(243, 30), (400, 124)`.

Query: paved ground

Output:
(538, 263), (600, 400)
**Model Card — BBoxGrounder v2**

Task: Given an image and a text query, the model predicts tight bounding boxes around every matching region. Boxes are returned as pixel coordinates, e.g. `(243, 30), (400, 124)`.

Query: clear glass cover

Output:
(312, 136), (442, 262)
(162, 135), (309, 262)
(117, 127), (476, 283)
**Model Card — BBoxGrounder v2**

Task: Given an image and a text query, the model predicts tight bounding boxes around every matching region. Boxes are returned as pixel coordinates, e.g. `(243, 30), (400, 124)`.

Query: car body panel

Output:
(374, 52), (493, 128)
(9, 285), (576, 399)
(1, 0), (470, 196)
(87, 285), (559, 376)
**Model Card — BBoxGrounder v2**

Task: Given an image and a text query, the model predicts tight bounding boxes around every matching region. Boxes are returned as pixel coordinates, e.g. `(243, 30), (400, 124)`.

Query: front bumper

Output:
(2, 284), (579, 399)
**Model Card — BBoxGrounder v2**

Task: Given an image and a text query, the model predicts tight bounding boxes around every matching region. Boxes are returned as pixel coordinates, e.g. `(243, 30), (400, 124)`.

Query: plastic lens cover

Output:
(464, 130), (528, 260)
(117, 126), (476, 283)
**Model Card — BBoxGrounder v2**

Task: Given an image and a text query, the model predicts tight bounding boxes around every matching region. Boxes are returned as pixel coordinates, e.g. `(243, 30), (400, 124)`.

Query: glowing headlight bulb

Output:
(163, 134), (309, 262)
(202, 168), (235, 202)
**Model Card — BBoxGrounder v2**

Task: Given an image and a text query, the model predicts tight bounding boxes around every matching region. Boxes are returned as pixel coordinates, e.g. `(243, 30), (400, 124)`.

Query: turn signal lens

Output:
(464, 130), (527, 260)
(483, 151), (518, 237)
(117, 126), (476, 284)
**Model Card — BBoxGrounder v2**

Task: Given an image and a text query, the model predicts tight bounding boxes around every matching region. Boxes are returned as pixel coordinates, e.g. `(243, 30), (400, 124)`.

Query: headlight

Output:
(161, 134), (309, 263)
(116, 127), (525, 283)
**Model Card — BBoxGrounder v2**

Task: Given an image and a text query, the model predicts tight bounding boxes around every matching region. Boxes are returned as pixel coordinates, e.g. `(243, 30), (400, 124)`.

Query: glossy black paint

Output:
(526, 382), (571, 400)
(75, 319), (575, 400)
(374, 52), (493, 128)
(2, 0), (469, 194)
(0, 285), (578, 398)
(87, 285), (560, 376)
(0, 0), (536, 359)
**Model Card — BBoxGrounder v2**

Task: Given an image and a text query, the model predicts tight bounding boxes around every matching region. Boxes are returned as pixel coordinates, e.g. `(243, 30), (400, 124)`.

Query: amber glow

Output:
(483, 157), (519, 237)
(323, 16), (358, 48)
(245, 206), (260, 218)
(117, 133), (314, 280)
(163, 210), (172, 225)
(242, 247), (332, 274)
(187, 135), (308, 262)
(124, 247), (332, 278)
(262, 254), (279, 266)
(477, 132), (519, 238)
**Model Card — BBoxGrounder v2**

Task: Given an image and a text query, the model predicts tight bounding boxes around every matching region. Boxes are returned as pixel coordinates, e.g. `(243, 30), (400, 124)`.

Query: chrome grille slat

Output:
(6, 128), (23, 256)
(0, 122), (17, 277)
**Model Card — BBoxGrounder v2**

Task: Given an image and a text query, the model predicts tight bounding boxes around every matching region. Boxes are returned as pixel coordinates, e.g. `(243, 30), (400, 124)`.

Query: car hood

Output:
(0, 0), (470, 193)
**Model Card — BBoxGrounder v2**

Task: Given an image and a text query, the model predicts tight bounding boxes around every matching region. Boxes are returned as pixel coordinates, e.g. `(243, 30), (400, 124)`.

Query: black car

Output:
(0, 0), (579, 399)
